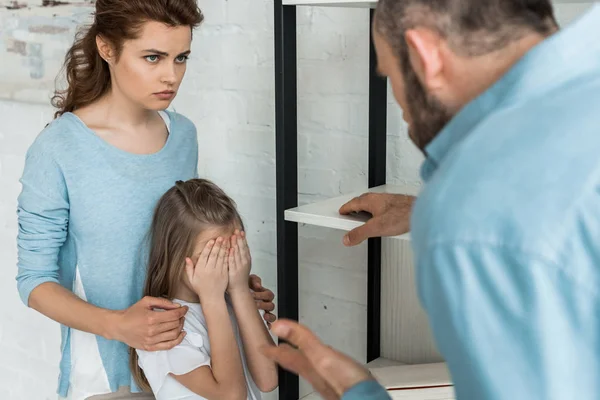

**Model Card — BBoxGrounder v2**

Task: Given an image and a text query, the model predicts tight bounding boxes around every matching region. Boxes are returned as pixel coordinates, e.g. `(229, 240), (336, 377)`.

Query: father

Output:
(264, 1), (600, 399)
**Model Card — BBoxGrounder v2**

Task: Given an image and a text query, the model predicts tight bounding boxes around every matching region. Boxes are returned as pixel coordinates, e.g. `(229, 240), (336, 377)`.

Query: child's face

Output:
(190, 225), (236, 265)
(182, 224), (243, 294)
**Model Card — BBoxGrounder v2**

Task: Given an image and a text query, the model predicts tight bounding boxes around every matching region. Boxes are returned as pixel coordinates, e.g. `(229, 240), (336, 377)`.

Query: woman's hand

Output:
(111, 296), (188, 351)
(249, 275), (277, 327)
(228, 230), (252, 294)
(185, 237), (229, 302)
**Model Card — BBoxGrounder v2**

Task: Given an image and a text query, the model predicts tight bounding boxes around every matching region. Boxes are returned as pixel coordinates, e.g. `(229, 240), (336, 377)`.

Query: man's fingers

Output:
(343, 218), (380, 247)
(261, 344), (339, 400)
(338, 194), (370, 216)
(271, 320), (325, 354)
(261, 343), (309, 375)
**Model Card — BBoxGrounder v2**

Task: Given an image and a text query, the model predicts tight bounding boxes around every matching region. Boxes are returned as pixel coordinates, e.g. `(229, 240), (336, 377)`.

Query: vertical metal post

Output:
(367, 8), (388, 363)
(275, 1), (299, 398)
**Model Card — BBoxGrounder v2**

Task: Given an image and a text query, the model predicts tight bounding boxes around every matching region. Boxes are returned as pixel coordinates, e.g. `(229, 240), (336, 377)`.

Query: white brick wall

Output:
(0, 1), (595, 399)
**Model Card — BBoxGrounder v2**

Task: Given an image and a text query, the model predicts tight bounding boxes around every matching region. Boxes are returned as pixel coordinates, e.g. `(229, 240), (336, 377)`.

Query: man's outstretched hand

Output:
(261, 319), (374, 400)
(339, 193), (415, 246)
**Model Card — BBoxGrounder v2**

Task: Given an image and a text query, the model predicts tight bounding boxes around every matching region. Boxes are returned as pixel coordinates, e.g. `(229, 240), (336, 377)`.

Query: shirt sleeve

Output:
(342, 380), (391, 400)
(416, 241), (596, 400)
(16, 142), (69, 306)
(137, 332), (211, 395)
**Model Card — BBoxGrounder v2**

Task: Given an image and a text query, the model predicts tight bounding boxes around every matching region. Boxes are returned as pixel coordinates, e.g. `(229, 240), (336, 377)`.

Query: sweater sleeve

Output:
(16, 142), (69, 306)
(342, 380), (391, 400)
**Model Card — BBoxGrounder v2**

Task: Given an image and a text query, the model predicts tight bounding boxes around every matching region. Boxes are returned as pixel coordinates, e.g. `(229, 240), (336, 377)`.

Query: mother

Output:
(16, 1), (275, 399)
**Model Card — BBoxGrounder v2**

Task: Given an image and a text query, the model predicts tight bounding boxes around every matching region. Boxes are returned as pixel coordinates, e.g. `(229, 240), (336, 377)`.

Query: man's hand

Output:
(249, 274), (277, 327)
(339, 193), (415, 246)
(110, 296), (188, 351)
(261, 319), (373, 400)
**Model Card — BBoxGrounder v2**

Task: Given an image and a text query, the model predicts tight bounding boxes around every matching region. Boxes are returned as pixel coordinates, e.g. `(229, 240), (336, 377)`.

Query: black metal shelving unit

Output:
(275, 2), (387, 398)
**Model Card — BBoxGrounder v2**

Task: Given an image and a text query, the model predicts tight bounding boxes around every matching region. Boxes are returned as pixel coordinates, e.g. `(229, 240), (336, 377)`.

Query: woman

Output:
(15, 1), (276, 399)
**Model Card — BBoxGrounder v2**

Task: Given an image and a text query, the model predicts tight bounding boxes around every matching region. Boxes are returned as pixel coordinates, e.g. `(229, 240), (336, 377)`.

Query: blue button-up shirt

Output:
(344, 5), (600, 400)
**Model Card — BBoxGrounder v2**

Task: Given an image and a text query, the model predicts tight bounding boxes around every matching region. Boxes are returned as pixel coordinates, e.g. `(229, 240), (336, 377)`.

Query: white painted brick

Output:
(196, 0), (227, 23)
(181, 65), (224, 91)
(298, 168), (340, 198)
(298, 98), (352, 132)
(297, 28), (346, 61)
(222, 65), (274, 93)
(221, 31), (274, 67)
(240, 92), (275, 128)
(225, 0), (273, 29)
(299, 62), (368, 95)
(300, 132), (367, 172)
(226, 126), (275, 158)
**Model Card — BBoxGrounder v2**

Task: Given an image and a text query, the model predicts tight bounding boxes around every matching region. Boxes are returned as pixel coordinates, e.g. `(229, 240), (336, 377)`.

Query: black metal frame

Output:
(275, 2), (299, 399)
(367, 8), (388, 363)
(275, 3), (387, 398)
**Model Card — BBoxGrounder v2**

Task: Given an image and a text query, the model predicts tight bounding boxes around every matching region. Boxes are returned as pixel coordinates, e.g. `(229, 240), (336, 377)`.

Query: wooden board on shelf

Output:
(301, 360), (454, 400)
(285, 184), (420, 240)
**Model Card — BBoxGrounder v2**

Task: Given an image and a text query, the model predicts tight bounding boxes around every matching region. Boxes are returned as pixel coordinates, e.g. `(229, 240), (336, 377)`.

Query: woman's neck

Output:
(93, 88), (157, 130)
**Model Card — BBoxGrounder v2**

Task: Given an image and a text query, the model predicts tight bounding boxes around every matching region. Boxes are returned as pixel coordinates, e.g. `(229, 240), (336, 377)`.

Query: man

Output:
(263, 1), (600, 399)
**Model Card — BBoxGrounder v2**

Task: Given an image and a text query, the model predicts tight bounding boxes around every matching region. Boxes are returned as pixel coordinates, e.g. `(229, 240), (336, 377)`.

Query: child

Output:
(130, 179), (278, 399)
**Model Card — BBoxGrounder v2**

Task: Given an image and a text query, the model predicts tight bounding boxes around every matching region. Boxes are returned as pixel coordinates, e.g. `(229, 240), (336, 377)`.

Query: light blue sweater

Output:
(16, 111), (198, 397)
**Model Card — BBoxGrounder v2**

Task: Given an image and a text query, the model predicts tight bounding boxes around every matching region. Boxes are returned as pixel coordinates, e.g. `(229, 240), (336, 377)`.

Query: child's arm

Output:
(174, 238), (247, 400)
(228, 232), (279, 393)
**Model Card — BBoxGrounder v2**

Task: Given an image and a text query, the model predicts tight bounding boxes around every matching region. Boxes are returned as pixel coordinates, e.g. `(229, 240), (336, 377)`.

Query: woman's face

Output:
(104, 21), (192, 111)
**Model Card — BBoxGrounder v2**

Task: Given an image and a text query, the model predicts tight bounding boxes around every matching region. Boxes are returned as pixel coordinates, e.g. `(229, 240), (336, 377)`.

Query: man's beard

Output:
(402, 60), (453, 153)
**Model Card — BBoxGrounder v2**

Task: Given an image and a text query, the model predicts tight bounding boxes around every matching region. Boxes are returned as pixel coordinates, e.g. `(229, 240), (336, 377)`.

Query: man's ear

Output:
(404, 28), (445, 92)
(96, 35), (114, 64)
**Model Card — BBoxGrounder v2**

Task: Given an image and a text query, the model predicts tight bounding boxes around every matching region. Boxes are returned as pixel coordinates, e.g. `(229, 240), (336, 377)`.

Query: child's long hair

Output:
(130, 178), (243, 392)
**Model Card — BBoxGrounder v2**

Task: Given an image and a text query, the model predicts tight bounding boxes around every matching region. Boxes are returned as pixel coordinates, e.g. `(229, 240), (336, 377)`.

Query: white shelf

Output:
(283, 0), (377, 7)
(285, 184), (420, 240)
(283, 0), (593, 8)
(301, 359), (454, 399)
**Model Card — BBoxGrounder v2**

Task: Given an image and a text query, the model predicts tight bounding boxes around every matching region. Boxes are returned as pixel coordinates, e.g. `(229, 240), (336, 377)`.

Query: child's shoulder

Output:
(174, 300), (209, 336)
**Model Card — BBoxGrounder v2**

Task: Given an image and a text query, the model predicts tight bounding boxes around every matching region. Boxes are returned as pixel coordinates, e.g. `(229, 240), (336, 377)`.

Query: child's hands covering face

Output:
(186, 237), (229, 302)
(227, 230), (252, 294)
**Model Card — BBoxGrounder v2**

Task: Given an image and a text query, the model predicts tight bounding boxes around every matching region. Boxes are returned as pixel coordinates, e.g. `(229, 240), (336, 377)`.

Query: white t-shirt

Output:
(136, 298), (262, 400)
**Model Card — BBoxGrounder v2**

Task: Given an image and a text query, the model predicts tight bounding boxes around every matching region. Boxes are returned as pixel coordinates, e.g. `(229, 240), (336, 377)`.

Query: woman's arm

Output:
(174, 239), (247, 400)
(228, 232), (278, 392)
(28, 284), (187, 349)
(17, 141), (186, 350)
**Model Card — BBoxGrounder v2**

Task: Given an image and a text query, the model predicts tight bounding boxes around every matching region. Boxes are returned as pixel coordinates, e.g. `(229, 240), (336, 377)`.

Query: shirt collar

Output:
(420, 4), (600, 182)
